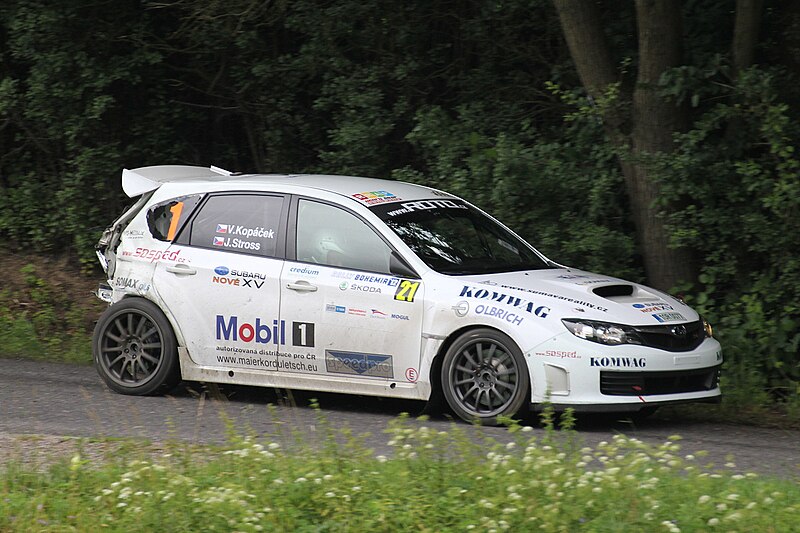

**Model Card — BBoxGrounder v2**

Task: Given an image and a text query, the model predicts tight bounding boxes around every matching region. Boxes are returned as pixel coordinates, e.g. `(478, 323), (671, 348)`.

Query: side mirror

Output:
(389, 251), (419, 279)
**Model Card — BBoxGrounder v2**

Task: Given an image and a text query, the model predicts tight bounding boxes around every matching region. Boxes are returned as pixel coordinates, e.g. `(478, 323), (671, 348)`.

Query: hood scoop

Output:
(592, 284), (635, 299)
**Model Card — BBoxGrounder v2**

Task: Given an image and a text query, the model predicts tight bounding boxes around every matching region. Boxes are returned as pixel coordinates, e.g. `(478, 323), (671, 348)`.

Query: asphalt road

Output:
(1, 357), (798, 479)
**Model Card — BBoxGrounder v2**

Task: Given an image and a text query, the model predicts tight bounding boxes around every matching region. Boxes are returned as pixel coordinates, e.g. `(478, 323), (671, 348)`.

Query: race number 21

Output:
(394, 280), (420, 303)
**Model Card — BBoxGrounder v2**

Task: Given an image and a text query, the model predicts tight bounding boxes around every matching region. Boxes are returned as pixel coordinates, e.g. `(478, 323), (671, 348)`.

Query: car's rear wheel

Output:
(441, 328), (529, 425)
(92, 298), (180, 395)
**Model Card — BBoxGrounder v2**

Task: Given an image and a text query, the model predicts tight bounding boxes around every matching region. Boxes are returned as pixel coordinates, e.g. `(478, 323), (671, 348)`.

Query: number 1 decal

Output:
(394, 280), (420, 302)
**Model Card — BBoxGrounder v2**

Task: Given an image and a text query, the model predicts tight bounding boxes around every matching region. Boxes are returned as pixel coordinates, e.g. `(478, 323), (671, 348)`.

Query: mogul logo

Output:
(460, 286), (549, 317)
(590, 357), (646, 368)
(216, 315), (286, 345)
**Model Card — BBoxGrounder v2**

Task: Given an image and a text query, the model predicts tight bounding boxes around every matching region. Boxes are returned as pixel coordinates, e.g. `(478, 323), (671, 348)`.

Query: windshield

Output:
(371, 199), (553, 274)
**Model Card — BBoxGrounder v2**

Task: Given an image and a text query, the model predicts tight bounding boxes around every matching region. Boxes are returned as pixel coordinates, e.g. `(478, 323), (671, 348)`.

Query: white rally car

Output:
(93, 165), (722, 424)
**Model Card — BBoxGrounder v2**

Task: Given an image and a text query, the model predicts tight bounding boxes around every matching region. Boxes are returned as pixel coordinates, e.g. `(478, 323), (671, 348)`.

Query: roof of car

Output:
(122, 165), (450, 204)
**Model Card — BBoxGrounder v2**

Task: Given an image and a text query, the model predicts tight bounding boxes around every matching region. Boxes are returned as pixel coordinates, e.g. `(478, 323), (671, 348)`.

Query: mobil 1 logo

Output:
(292, 321), (315, 347)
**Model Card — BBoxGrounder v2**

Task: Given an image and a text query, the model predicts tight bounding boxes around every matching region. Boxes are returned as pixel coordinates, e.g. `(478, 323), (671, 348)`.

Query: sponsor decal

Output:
(391, 313), (410, 321)
(332, 271), (355, 280)
(452, 301), (469, 317)
(590, 357), (646, 368)
(633, 302), (674, 313)
(353, 274), (400, 287)
(212, 267), (266, 289)
(123, 229), (146, 239)
(215, 347), (320, 373)
(370, 309), (388, 319)
(385, 199), (468, 217)
(352, 191), (400, 206)
(474, 304), (525, 325)
(114, 277), (151, 292)
(536, 350), (580, 359)
(325, 304), (347, 314)
(459, 286), (549, 317)
(339, 282), (349, 291)
(653, 312), (686, 323)
(496, 284), (609, 312)
(394, 280), (420, 302)
(405, 367), (419, 382)
(127, 247), (187, 263)
(348, 308), (366, 316)
(289, 266), (320, 276)
(350, 283), (382, 293)
(215, 315), (315, 348)
(325, 350), (393, 378)
(556, 274), (612, 285)
(212, 236), (261, 251)
(216, 223), (275, 239)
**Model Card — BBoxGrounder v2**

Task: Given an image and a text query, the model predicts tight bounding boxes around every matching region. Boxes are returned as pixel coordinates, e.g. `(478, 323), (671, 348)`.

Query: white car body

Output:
(94, 165), (722, 422)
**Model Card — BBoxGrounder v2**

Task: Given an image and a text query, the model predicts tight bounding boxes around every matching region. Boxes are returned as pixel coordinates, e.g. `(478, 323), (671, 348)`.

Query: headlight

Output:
(701, 317), (713, 338)
(561, 319), (643, 346)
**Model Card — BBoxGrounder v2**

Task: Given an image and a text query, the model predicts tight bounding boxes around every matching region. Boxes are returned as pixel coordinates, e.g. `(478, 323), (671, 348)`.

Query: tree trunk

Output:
(553, 0), (695, 290)
(732, 0), (764, 75)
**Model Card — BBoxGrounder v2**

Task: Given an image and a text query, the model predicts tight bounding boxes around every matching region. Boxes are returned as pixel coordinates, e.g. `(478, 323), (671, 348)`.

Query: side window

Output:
(147, 195), (202, 242)
(188, 194), (284, 257)
(296, 200), (391, 273)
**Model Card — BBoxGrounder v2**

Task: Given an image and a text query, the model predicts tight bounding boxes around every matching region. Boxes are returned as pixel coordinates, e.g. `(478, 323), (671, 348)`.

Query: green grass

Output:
(1, 413), (798, 532)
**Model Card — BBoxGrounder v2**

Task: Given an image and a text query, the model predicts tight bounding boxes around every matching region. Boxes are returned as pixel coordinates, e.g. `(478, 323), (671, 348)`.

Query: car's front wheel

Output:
(92, 298), (180, 395)
(441, 328), (530, 425)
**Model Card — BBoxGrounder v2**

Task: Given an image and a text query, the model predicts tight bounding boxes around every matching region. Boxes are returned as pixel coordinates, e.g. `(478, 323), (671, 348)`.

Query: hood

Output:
(457, 268), (698, 326)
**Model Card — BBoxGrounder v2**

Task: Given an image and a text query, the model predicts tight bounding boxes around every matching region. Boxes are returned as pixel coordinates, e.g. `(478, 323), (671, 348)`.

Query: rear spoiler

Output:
(122, 165), (233, 197)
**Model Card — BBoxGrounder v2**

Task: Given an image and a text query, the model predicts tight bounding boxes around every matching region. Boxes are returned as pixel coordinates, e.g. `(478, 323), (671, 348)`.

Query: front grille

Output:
(632, 320), (705, 352)
(600, 366), (721, 396)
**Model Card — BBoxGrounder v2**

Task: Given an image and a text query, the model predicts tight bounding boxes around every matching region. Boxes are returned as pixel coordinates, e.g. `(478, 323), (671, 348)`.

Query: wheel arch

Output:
(426, 324), (530, 408)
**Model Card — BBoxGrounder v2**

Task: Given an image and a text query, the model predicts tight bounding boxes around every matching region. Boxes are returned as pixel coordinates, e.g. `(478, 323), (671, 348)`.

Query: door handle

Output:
(286, 281), (318, 292)
(166, 264), (197, 275)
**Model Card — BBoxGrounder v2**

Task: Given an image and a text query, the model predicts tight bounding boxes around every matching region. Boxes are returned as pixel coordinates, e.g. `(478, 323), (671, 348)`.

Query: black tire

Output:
(441, 328), (530, 425)
(92, 298), (180, 395)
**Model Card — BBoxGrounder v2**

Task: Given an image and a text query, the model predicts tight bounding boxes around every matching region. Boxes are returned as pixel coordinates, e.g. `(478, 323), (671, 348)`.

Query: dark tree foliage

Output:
(0, 0), (798, 402)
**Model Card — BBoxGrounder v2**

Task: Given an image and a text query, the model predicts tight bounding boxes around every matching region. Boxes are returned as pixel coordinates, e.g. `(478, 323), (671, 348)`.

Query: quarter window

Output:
(296, 200), (391, 273)
(147, 195), (202, 242)
(188, 194), (284, 257)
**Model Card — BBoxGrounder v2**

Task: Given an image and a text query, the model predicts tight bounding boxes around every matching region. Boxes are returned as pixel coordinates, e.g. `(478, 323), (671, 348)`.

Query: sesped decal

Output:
(474, 304), (525, 325)
(352, 191), (400, 205)
(459, 286), (549, 317)
(590, 357), (646, 368)
(326, 350), (393, 378)
(536, 350), (580, 360)
(653, 312), (686, 323)
(395, 280), (420, 302)
(124, 247), (187, 263)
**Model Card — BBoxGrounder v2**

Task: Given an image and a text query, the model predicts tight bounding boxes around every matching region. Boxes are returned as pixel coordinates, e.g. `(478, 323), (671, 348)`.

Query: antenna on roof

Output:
(210, 165), (233, 176)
